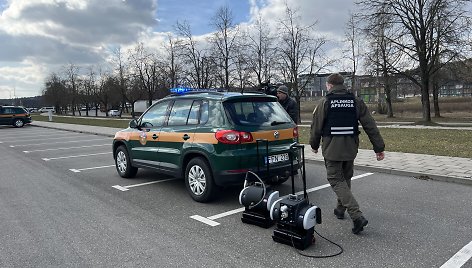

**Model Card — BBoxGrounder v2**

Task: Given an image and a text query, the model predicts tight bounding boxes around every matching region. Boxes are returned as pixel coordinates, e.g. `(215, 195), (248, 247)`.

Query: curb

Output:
(30, 124), (116, 138)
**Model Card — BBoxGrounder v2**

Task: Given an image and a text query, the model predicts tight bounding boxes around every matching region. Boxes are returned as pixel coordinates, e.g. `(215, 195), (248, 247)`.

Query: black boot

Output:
(352, 216), (368, 234)
(333, 208), (345, 219)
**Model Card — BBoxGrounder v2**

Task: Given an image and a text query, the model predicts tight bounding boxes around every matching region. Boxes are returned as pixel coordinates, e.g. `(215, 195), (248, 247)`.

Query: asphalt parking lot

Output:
(0, 125), (471, 267)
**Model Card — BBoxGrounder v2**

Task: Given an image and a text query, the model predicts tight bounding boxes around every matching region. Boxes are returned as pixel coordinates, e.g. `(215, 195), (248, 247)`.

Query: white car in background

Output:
(108, 109), (120, 117)
(38, 107), (55, 113)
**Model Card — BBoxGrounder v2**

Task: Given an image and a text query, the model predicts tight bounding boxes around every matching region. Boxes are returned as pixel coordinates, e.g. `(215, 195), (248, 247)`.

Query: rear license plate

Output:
(265, 153), (289, 164)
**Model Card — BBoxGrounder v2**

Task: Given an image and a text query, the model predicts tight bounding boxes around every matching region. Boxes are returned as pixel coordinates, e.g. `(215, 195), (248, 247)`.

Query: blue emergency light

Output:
(170, 86), (221, 94)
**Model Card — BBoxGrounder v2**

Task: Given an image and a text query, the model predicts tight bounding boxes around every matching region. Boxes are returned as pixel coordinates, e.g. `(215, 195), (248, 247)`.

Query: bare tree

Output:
(82, 66), (97, 117)
(210, 6), (239, 90)
(175, 21), (207, 88)
(357, 0), (471, 122)
(42, 73), (67, 114)
(362, 6), (404, 118)
(162, 34), (182, 88)
(111, 47), (131, 115)
(344, 13), (362, 96)
(64, 63), (80, 116)
(277, 4), (328, 123)
(125, 75), (145, 118)
(246, 14), (277, 87)
(129, 43), (161, 107)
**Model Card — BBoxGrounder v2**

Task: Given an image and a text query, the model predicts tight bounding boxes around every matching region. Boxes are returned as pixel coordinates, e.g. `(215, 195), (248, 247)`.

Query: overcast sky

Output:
(0, 0), (357, 99)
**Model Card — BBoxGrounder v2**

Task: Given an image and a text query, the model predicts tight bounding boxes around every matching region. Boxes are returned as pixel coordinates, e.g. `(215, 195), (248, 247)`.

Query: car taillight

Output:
(293, 126), (298, 138)
(215, 130), (253, 144)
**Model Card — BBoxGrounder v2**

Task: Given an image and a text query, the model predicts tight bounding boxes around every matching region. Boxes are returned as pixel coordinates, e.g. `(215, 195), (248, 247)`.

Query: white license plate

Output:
(265, 153), (289, 164)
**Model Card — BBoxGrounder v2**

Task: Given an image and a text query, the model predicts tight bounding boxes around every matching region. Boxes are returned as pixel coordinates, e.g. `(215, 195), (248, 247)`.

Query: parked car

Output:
(0, 105), (32, 127)
(108, 109), (120, 116)
(112, 89), (299, 202)
(38, 107), (56, 113)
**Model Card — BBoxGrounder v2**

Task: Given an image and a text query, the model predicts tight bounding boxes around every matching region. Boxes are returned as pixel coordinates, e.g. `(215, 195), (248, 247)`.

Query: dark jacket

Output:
(280, 96), (298, 123)
(309, 85), (385, 161)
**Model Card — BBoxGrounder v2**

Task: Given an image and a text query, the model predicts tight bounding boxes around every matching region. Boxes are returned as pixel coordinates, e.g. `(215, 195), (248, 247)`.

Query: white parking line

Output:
(0, 131), (69, 139)
(440, 241), (472, 268)
(190, 215), (220, 227)
(112, 178), (179, 191)
(70, 164), (115, 173)
(24, 144), (109, 153)
(11, 138), (108, 148)
(191, 172), (374, 226)
(0, 133), (81, 142)
(43, 152), (110, 161)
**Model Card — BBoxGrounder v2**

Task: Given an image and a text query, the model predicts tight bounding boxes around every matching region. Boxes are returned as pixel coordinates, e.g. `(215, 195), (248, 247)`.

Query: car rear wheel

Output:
(13, 119), (24, 128)
(185, 157), (217, 202)
(115, 145), (138, 178)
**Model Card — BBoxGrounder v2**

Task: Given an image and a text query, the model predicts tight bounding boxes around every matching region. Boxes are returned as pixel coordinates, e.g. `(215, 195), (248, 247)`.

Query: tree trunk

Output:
(420, 78), (431, 122)
(377, 87), (383, 114)
(385, 84), (394, 118)
(433, 80), (441, 118)
(383, 71), (394, 118)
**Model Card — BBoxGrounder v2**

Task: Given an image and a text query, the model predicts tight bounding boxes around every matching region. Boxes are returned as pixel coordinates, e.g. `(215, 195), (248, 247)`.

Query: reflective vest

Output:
(322, 93), (359, 136)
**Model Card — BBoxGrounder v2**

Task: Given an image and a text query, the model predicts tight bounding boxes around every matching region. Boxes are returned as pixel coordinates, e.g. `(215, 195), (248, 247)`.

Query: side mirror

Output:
(129, 119), (138, 128)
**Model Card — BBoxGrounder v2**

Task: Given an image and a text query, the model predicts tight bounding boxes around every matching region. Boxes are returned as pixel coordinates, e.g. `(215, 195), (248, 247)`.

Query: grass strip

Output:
(298, 127), (472, 158)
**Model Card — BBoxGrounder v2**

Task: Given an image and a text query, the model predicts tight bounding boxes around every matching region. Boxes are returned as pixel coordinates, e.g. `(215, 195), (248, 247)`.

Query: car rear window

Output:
(223, 98), (292, 126)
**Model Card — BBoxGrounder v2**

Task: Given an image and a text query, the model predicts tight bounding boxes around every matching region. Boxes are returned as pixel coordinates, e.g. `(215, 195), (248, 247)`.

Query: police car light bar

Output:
(170, 87), (221, 94)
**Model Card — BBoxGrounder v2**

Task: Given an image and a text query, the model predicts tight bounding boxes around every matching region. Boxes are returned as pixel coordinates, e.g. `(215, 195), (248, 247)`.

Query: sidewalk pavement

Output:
(30, 121), (472, 186)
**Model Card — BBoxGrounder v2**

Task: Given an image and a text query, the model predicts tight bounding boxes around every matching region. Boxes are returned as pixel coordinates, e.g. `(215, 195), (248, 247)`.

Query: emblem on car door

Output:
(139, 131), (147, 145)
(273, 131), (280, 139)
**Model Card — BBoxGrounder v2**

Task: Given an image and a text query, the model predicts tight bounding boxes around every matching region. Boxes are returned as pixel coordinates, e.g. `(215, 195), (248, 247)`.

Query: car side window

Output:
(4, 108), (14, 114)
(141, 100), (170, 128)
(15, 108), (25, 114)
(200, 101), (209, 124)
(167, 99), (193, 126)
(187, 101), (201, 125)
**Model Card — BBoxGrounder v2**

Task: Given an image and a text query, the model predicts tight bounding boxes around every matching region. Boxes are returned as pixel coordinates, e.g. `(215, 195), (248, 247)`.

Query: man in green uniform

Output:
(309, 73), (385, 234)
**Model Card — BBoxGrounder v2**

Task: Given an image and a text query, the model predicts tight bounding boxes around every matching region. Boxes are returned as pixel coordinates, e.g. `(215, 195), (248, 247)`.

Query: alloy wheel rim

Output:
(116, 151), (127, 173)
(15, 120), (23, 127)
(188, 165), (206, 196)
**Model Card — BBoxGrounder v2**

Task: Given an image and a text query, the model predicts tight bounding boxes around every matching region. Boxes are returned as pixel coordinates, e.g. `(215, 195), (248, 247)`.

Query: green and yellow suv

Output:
(0, 106), (32, 128)
(112, 90), (299, 202)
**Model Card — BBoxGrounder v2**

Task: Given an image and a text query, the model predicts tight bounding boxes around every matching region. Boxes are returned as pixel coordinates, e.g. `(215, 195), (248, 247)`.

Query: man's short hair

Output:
(327, 73), (344, 85)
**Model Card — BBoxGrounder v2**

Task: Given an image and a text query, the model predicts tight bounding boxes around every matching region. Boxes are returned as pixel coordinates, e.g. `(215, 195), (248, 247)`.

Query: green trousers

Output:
(324, 159), (363, 221)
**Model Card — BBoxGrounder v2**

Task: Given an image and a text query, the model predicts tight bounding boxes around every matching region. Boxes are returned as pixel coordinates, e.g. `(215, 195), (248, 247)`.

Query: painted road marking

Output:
(0, 131), (71, 140)
(69, 164), (115, 173)
(440, 241), (472, 268)
(43, 152), (110, 161)
(112, 178), (179, 191)
(191, 172), (374, 226)
(0, 133), (81, 143)
(190, 215), (220, 227)
(11, 138), (108, 148)
(24, 144), (109, 153)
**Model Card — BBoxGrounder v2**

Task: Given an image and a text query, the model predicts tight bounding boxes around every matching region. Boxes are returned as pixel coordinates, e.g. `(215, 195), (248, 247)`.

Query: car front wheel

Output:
(185, 157), (217, 202)
(115, 145), (138, 178)
(13, 119), (24, 128)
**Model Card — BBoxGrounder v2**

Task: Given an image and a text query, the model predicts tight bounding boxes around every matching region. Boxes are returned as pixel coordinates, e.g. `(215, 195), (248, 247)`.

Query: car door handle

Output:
(182, 134), (190, 141)
(152, 134), (158, 140)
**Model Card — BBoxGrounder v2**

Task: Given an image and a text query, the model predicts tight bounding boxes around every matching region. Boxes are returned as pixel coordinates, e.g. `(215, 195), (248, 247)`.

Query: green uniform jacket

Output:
(309, 85), (385, 161)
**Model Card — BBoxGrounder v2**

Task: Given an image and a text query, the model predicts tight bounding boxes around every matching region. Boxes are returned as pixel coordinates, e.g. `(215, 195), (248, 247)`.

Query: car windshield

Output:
(223, 98), (292, 126)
